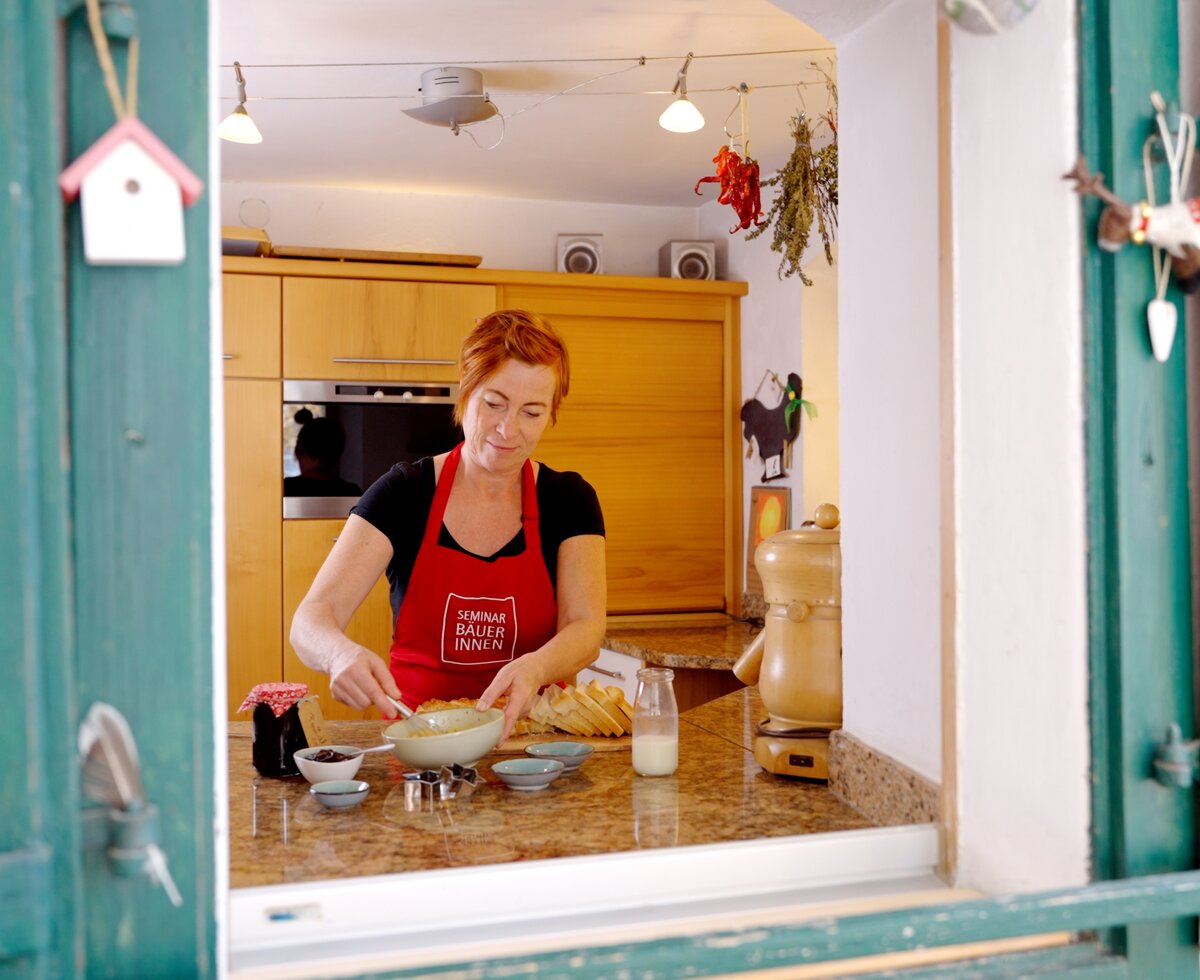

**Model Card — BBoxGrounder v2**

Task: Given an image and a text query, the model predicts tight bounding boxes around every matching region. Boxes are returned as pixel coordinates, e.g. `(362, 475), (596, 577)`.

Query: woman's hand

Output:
(327, 643), (404, 718)
(476, 656), (544, 742)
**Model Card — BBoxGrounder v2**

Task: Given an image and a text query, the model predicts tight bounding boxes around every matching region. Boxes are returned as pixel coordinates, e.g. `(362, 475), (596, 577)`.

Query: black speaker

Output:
(557, 234), (603, 274)
(659, 241), (716, 280)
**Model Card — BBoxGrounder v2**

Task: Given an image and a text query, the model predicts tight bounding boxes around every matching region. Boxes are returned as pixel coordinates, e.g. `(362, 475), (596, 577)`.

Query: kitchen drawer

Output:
(282, 277), (496, 382)
(579, 646), (642, 703)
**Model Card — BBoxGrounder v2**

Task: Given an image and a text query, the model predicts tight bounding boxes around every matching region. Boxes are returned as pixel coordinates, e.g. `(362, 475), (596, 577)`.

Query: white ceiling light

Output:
(658, 52), (704, 133)
(401, 67), (499, 129)
(218, 61), (263, 144)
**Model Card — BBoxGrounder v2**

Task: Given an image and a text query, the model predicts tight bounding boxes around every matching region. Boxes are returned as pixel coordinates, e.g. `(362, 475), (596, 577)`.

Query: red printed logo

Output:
(441, 593), (518, 666)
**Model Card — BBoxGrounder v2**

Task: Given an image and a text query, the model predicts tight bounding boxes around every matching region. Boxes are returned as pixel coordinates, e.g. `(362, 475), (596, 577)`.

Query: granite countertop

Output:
(228, 686), (873, 888)
(602, 616), (761, 670)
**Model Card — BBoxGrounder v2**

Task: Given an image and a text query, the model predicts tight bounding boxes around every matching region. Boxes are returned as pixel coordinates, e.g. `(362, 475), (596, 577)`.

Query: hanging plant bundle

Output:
(694, 145), (767, 233)
(747, 71), (838, 284)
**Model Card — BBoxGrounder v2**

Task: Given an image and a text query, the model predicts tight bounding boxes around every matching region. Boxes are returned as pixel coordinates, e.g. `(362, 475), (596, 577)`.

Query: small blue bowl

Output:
(524, 741), (594, 772)
(491, 758), (565, 791)
(310, 779), (370, 810)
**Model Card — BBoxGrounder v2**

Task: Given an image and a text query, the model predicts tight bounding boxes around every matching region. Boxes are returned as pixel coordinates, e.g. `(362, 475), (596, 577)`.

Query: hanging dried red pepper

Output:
(694, 144), (766, 233)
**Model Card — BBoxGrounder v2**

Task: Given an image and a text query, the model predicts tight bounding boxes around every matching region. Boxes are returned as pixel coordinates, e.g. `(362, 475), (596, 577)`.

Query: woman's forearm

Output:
(525, 615), (606, 687)
(289, 599), (363, 673)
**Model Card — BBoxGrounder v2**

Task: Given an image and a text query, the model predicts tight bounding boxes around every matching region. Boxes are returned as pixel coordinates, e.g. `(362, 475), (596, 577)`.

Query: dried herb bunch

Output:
(747, 64), (838, 284)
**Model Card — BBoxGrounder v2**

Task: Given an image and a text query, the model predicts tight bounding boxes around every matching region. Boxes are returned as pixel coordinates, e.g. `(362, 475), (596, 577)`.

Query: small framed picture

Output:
(747, 485), (791, 594)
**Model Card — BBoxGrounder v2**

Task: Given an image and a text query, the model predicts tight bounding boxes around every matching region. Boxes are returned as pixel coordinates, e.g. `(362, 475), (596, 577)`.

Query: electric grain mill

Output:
(734, 505), (842, 781)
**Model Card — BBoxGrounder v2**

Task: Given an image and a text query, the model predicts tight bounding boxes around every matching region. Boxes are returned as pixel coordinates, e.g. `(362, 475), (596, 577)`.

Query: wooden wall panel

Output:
(224, 379), (283, 719)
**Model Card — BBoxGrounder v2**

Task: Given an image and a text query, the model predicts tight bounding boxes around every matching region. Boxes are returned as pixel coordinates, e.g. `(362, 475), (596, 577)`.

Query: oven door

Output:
(282, 380), (461, 518)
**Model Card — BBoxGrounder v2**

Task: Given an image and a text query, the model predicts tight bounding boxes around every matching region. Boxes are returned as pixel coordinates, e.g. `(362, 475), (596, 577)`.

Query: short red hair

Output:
(455, 310), (570, 424)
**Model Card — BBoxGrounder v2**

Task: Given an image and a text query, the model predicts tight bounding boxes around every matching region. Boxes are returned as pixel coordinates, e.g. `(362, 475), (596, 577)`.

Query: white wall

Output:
(836, 0), (942, 783)
(948, 0), (1089, 892)
(801, 241), (840, 515)
(221, 182), (700, 276)
(700, 200), (807, 576)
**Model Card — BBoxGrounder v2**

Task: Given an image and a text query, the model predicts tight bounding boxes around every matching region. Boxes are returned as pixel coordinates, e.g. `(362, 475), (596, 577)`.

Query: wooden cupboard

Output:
(281, 519), (394, 720)
(221, 258), (745, 721)
(282, 277), (496, 382)
(222, 273), (281, 378)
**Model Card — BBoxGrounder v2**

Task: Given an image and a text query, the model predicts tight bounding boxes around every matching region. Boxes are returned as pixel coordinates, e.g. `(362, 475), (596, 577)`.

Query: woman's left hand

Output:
(476, 657), (543, 742)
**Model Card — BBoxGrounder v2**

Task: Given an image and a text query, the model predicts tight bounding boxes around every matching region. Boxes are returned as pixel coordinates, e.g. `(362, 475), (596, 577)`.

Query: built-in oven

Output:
(282, 379), (462, 518)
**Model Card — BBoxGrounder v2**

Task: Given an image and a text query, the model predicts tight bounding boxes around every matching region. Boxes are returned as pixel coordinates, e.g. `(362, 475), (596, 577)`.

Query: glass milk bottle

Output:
(632, 668), (679, 776)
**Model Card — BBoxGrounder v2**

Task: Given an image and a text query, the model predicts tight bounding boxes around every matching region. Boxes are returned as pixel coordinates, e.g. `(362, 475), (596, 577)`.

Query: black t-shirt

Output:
(283, 474), (364, 497)
(352, 456), (605, 619)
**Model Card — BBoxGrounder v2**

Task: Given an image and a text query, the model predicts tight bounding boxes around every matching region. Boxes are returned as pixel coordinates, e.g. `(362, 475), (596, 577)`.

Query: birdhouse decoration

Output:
(740, 370), (815, 481)
(57, 0), (203, 266)
(1064, 92), (1197, 362)
(58, 115), (203, 266)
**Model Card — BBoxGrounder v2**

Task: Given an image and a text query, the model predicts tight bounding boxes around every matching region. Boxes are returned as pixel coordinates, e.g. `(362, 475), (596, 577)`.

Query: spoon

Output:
(386, 695), (437, 734)
(346, 742), (394, 758)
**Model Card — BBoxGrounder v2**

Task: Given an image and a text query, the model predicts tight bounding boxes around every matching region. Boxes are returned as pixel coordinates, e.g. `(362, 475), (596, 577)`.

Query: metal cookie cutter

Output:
(402, 770), (440, 812)
(439, 763), (479, 801)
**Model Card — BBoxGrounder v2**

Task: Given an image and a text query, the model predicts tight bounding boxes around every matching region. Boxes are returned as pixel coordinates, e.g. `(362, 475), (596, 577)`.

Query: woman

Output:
(290, 310), (607, 741)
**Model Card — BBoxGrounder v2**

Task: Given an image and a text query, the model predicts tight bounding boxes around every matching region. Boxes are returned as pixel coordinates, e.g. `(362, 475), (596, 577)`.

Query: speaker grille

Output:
(557, 235), (603, 274)
(659, 241), (716, 280)
(676, 249), (713, 280)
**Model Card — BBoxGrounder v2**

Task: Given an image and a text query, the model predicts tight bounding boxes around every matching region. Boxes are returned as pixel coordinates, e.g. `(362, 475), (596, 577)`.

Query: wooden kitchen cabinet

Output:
(281, 518), (395, 721)
(282, 277), (496, 382)
(224, 378), (283, 718)
(222, 273), (281, 378)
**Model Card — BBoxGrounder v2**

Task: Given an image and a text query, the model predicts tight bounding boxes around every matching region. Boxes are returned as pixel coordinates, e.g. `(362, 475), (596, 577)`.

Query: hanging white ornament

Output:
(1147, 299), (1178, 363)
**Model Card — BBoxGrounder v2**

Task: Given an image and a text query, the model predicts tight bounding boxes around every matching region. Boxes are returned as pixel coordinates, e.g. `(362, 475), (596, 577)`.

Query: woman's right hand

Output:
(326, 644), (404, 718)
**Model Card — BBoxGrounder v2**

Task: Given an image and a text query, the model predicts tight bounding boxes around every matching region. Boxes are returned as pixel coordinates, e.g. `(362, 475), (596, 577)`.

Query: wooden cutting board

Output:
(271, 245), (482, 267)
(495, 734), (631, 754)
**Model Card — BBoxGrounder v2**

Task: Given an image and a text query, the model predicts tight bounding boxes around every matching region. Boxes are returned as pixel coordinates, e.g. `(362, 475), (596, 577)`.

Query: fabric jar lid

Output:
(238, 682), (309, 717)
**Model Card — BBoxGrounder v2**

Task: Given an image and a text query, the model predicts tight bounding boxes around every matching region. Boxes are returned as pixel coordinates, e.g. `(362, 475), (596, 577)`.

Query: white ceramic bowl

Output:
(382, 707), (504, 769)
(294, 745), (364, 784)
(491, 757), (565, 791)
(310, 779), (370, 810)
(524, 741), (594, 772)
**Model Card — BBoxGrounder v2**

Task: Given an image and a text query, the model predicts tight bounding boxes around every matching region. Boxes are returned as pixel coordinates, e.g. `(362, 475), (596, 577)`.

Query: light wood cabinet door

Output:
(282, 277), (496, 382)
(225, 379), (282, 719)
(281, 519), (395, 720)
(223, 273), (281, 377)
(518, 304), (727, 613)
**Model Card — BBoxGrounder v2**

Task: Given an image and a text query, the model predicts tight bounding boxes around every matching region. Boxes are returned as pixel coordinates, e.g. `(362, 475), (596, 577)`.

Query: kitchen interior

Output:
(219, 0), (948, 969)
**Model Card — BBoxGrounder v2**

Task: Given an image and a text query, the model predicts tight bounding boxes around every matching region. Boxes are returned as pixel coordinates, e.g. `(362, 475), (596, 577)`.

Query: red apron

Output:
(388, 444), (558, 708)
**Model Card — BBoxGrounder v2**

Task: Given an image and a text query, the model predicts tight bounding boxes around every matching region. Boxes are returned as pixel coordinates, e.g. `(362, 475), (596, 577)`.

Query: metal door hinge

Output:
(1152, 723), (1200, 788)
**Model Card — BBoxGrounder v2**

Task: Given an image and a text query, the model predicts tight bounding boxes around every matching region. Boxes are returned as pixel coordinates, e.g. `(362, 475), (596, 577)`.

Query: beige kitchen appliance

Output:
(734, 505), (841, 781)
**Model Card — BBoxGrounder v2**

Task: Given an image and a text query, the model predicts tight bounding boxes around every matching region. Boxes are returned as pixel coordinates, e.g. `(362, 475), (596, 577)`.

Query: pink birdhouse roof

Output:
(58, 115), (204, 207)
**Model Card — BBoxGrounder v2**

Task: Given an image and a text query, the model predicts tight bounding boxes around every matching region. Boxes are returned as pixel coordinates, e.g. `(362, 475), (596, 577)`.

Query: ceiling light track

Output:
(217, 46), (836, 71)
(219, 81), (832, 103)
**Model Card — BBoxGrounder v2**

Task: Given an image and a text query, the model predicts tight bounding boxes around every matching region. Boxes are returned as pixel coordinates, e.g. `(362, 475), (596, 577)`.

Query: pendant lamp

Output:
(659, 53), (704, 133)
(219, 62), (263, 144)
